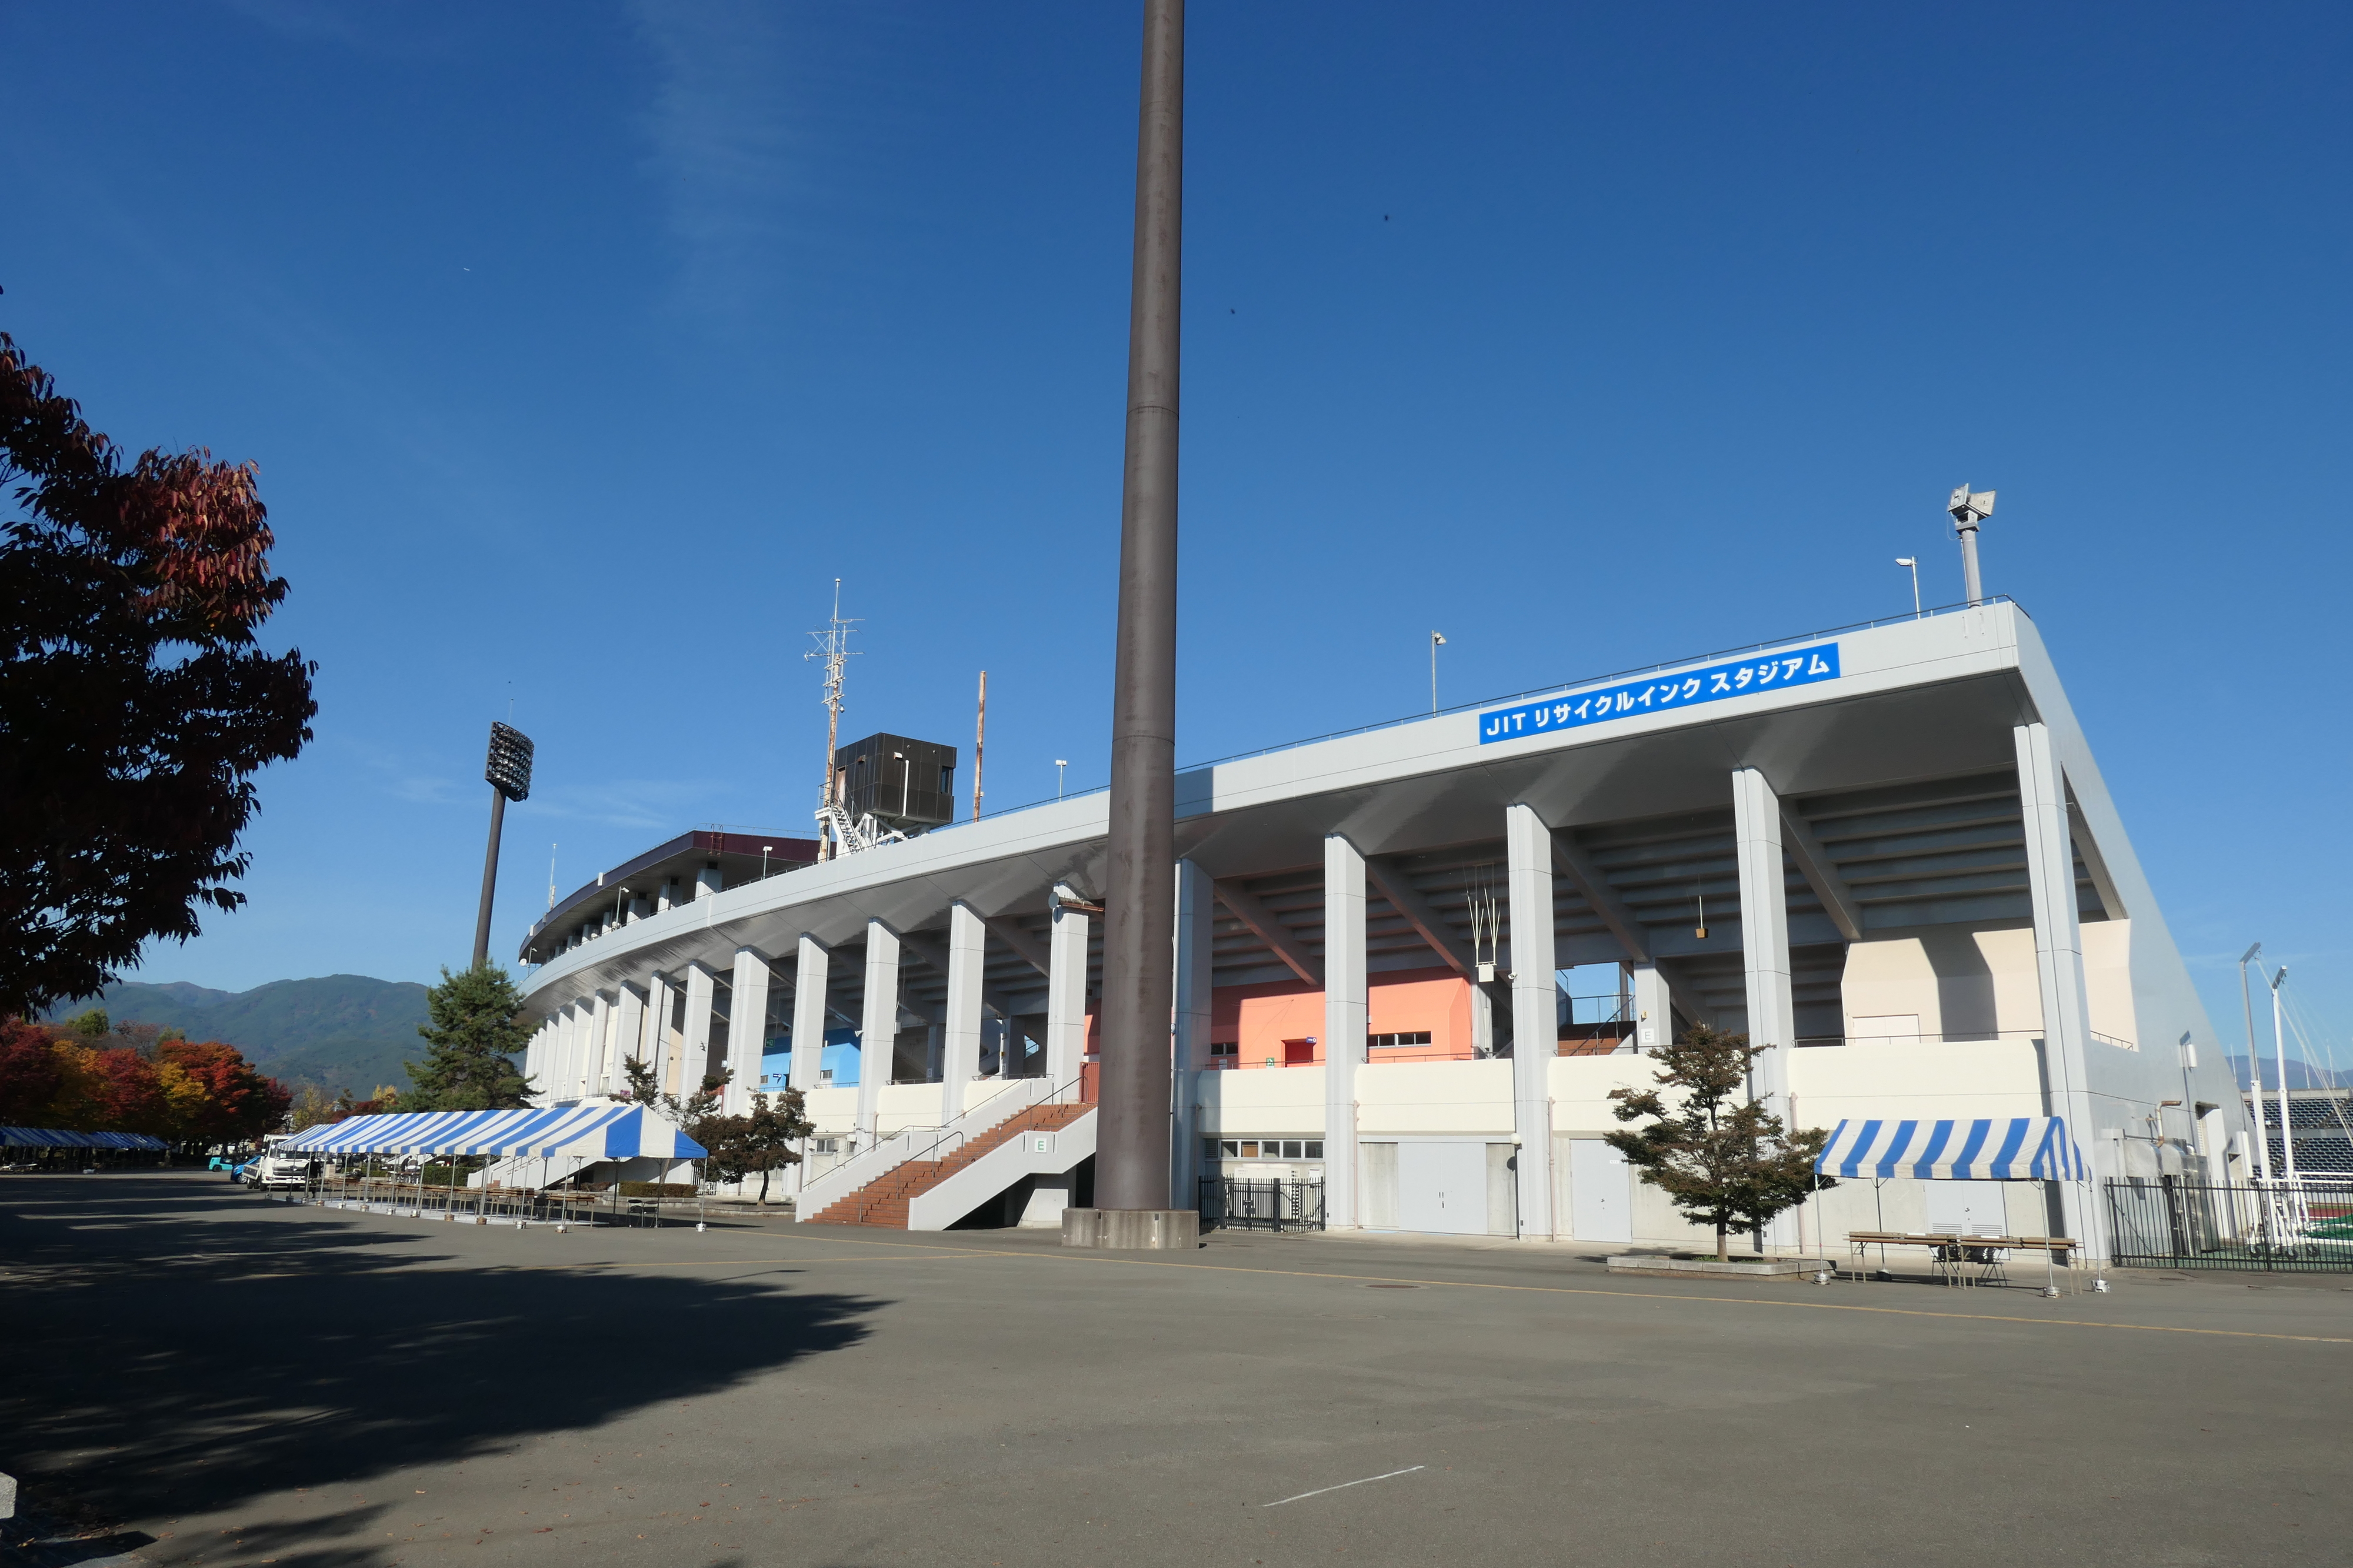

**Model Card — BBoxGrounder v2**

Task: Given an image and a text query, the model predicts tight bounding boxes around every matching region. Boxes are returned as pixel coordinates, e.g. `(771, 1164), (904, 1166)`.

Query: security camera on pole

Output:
(473, 722), (534, 970)
(1947, 485), (1995, 606)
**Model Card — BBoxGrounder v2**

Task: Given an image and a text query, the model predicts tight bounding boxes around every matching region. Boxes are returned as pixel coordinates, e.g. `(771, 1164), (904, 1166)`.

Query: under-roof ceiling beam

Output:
(2063, 789), (2127, 921)
(1779, 809), (1864, 943)
(977, 912), (1054, 978)
(1549, 829), (1650, 963)
(1214, 880), (1323, 987)
(1362, 858), (1478, 979)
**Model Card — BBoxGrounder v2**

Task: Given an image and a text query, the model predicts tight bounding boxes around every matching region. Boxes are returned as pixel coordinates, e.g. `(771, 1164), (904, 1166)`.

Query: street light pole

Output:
(1895, 557), (1919, 618)
(2272, 965), (2297, 1189)
(474, 722), (535, 970)
(1090, 0), (1185, 1232)
(1429, 630), (1446, 715)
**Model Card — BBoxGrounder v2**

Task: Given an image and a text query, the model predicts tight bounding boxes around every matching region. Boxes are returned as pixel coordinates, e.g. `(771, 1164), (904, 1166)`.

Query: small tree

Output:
(609, 1057), (811, 1203)
(1606, 1023), (1833, 1260)
(696, 1090), (814, 1204)
(405, 965), (534, 1111)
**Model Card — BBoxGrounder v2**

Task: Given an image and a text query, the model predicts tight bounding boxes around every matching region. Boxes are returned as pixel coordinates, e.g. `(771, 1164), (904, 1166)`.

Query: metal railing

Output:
(2106, 1176), (2353, 1272)
(1199, 1176), (1326, 1232)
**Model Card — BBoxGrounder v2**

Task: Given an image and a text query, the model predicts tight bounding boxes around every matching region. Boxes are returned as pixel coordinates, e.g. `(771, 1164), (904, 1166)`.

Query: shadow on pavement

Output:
(0, 1174), (879, 1542)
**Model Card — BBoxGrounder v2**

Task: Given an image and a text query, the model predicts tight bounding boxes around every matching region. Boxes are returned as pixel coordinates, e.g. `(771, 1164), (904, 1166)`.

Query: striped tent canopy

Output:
(1815, 1117), (2087, 1182)
(0, 1126), (169, 1150)
(282, 1106), (705, 1160)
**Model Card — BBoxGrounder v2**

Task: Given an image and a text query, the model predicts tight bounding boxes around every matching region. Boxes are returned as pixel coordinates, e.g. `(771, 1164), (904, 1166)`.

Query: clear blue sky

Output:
(6, 3), (2348, 1067)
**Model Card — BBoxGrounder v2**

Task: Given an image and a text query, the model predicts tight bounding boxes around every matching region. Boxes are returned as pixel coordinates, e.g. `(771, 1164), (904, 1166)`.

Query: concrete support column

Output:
(589, 992), (618, 1100)
(727, 949), (774, 1114)
(1046, 891), (1091, 1100)
(788, 936), (830, 1095)
(941, 902), (986, 1125)
(1731, 767), (1796, 1117)
(858, 921), (900, 1137)
(642, 972), (674, 1093)
(695, 863), (722, 899)
(1631, 965), (1675, 1053)
(611, 985), (646, 1097)
(522, 1022), (545, 1105)
(1323, 835), (1368, 1230)
(2017, 721), (2106, 1261)
(1504, 802), (1557, 1239)
(1172, 859), (1215, 1210)
(678, 962), (718, 1100)
(556, 1003), (579, 1100)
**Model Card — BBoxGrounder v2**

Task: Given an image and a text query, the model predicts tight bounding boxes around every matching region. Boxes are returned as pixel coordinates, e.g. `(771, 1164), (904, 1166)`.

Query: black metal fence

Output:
(2106, 1176), (2353, 1272)
(1199, 1176), (1325, 1232)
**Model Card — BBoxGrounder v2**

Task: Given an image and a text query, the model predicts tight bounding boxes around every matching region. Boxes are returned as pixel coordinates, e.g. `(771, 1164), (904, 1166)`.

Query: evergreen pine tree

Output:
(1605, 1023), (1833, 1260)
(404, 964), (534, 1111)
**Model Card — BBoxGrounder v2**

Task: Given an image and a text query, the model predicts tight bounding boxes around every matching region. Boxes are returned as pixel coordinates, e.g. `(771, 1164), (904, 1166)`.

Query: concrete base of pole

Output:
(1061, 1207), (1199, 1250)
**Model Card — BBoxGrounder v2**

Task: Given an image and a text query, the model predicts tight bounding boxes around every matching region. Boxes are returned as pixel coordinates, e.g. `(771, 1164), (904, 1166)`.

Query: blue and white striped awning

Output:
(0, 1126), (169, 1150)
(282, 1106), (705, 1160)
(1815, 1117), (2087, 1182)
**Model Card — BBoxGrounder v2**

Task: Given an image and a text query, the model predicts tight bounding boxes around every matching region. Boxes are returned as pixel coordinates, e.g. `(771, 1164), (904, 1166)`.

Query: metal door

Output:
(1568, 1139), (1633, 1244)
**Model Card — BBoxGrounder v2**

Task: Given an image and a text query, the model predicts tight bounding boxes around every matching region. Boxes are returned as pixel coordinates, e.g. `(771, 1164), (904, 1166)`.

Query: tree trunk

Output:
(758, 1165), (771, 1205)
(1716, 1221), (1728, 1262)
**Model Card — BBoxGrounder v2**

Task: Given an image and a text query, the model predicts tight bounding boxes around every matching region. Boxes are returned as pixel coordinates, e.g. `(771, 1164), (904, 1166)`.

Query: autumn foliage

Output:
(0, 331), (317, 1017)
(0, 1014), (291, 1146)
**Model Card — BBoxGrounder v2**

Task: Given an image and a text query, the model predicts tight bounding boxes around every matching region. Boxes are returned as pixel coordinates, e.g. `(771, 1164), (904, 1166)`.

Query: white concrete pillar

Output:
(1632, 965), (1674, 1053)
(586, 991), (615, 1099)
(642, 972), (674, 1097)
(728, 949), (773, 1114)
(1731, 767), (1796, 1117)
(628, 895), (651, 924)
(1324, 835), (1368, 1230)
(788, 935), (830, 1095)
(695, 863), (722, 899)
(2017, 721), (2105, 1260)
(556, 1001), (584, 1102)
(611, 985), (646, 1097)
(858, 921), (901, 1137)
(1504, 802), (1557, 1239)
(523, 1022), (546, 1105)
(678, 962), (718, 1100)
(941, 902), (986, 1125)
(1046, 891), (1091, 1100)
(1172, 859), (1215, 1212)
(656, 878), (678, 913)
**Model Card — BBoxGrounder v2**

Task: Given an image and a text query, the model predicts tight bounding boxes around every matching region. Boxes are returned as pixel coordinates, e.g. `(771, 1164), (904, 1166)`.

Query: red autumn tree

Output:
(161, 1039), (291, 1143)
(0, 1016), (64, 1123)
(0, 331), (317, 1017)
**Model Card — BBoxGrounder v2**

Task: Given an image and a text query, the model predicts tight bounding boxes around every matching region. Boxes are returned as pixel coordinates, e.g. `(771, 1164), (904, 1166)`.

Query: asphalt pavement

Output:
(3, 1171), (2348, 1567)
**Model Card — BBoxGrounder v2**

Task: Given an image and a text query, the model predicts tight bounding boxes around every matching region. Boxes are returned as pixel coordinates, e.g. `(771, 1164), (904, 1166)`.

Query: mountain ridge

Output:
(47, 975), (435, 1097)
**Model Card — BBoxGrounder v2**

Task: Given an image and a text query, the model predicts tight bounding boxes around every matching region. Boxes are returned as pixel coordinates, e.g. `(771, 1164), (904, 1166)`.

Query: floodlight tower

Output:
(1947, 485), (1995, 606)
(474, 722), (535, 969)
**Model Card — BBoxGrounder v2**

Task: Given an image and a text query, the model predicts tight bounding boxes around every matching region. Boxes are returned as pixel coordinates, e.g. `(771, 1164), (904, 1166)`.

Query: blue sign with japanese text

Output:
(1478, 643), (1841, 744)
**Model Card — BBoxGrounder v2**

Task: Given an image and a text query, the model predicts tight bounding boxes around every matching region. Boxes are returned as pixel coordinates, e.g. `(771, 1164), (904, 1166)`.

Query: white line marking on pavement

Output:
(1262, 1466), (1425, 1507)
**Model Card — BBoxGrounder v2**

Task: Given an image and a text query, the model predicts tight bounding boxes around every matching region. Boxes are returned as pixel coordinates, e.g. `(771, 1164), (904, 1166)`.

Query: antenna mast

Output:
(805, 579), (860, 861)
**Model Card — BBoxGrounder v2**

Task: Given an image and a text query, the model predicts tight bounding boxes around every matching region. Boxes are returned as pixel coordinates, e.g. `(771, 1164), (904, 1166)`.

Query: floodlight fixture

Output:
(474, 720), (535, 970)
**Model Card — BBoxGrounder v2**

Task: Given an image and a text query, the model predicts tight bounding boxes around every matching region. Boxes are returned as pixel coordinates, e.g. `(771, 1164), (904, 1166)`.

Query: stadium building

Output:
(515, 599), (2250, 1258)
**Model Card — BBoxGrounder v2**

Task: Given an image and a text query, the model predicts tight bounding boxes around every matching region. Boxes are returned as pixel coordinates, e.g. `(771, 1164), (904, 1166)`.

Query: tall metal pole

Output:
(1095, 0), (1184, 1216)
(2239, 943), (2269, 1181)
(1957, 520), (1983, 606)
(972, 670), (988, 821)
(2272, 966), (2297, 1189)
(471, 786), (506, 970)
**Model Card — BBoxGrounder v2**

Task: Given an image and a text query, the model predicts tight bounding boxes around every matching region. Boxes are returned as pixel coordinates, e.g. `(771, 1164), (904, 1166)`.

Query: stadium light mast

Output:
(2272, 965), (2297, 1188)
(1086, 0), (1186, 1241)
(2238, 943), (2270, 1181)
(474, 722), (535, 970)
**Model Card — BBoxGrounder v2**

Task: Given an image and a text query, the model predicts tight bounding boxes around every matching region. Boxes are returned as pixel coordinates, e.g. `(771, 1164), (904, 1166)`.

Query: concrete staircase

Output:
(805, 1101), (1093, 1228)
